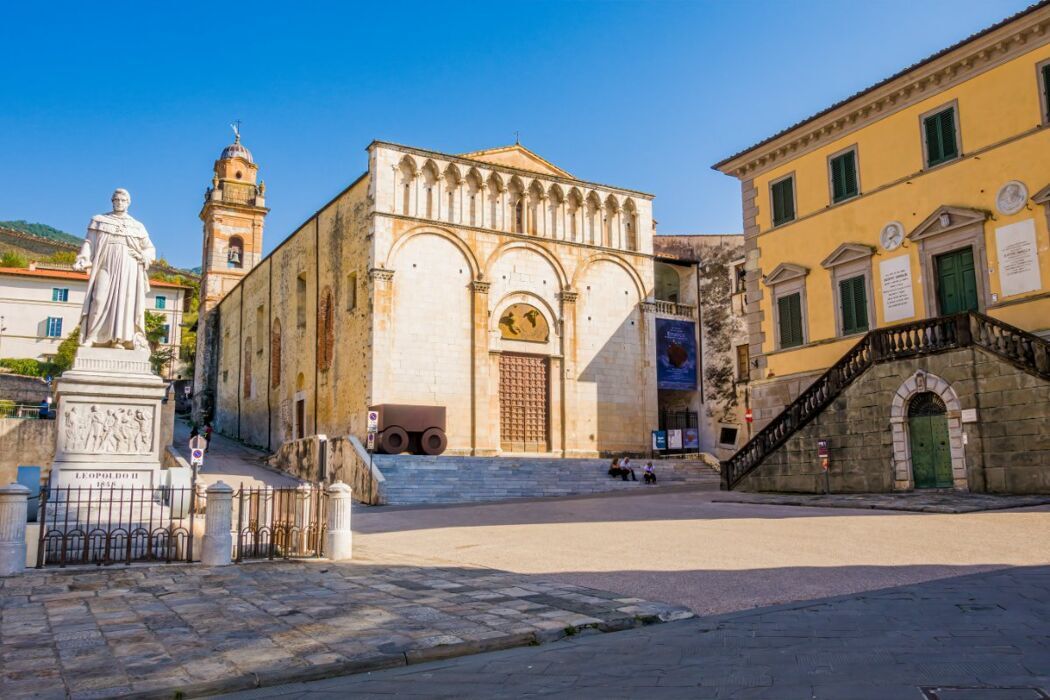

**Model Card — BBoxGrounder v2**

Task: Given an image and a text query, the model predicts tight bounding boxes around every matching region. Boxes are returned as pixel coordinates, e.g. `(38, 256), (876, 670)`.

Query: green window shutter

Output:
(831, 151), (858, 203)
(778, 293), (803, 348)
(1043, 63), (1050, 121)
(839, 276), (868, 335)
(772, 178), (795, 226)
(939, 108), (958, 160)
(925, 108), (958, 166)
(924, 114), (942, 166)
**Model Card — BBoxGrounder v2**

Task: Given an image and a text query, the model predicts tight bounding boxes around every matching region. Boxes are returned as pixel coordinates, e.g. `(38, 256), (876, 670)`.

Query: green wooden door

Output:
(935, 247), (979, 314)
(908, 393), (953, 489)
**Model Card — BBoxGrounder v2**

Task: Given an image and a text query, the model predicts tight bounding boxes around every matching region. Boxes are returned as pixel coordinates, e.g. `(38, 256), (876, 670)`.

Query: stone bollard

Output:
(325, 481), (353, 561)
(202, 481), (233, 566)
(0, 484), (30, 577)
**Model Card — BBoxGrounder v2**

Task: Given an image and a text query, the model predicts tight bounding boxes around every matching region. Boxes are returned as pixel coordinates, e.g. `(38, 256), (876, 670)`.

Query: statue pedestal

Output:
(53, 347), (167, 490)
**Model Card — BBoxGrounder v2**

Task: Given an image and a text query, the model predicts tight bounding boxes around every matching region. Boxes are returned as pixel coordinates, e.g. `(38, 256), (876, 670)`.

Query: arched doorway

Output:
(908, 392), (953, 488)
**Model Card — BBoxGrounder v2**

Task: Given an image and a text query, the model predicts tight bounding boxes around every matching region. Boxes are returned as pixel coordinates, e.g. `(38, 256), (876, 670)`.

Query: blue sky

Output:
(0, 0), (1032, 269)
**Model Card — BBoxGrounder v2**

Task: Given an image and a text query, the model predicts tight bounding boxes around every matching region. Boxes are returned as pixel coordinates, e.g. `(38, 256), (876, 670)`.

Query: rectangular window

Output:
(777, 292), (804, 349)
(1042, 62), (1050, 123)
(160, 324), (170, 345)
(736, 344), (749, 381)
(923, 106), (959, 167)
(46, 317), (63, 338)
(256, 305), (265, 352)
(52, 288), (69, 302)
(838, 275), (869, 335)
(347, 272), (357, 311)
(155, 295), (166, 310)
(732, 262), (746, 294)
(770, 176), (795, 226)
(296, 274), (307, 328)
(829, 150), (859, 203)
(718, 427), (739, 446)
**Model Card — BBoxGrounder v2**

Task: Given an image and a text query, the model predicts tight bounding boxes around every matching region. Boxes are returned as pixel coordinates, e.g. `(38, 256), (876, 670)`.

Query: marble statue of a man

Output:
(73, 189), (157, 349)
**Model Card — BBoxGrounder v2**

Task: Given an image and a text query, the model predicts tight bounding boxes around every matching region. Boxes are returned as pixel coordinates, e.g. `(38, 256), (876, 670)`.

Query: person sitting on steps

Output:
(643, 461), (656, 484)
(608, 457), (623, 478)
(619, 456), (638, 482)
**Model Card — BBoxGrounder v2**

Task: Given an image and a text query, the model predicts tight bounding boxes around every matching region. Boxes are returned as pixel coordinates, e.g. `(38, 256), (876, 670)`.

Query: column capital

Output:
(369, 267), (395, 282)
(558, 290), (578, 304)
(471, 280), (491, 294)
(640, 301), (660, 314)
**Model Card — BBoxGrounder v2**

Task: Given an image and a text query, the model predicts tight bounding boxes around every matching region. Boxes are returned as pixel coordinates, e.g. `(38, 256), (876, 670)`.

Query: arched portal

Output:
(907, 392), (953, 488)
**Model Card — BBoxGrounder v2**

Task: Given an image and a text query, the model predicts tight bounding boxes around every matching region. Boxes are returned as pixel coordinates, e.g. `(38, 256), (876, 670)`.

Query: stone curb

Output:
(711, 496), (1050, 514)
(114, 609), (694, 699)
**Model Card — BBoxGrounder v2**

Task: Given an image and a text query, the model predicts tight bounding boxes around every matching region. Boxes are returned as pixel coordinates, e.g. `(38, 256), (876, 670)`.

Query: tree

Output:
(46, 251), (78, 265)
(52, 325), (80, 375)
(144, 311), (175, 375)
(0, 250), (28, 268)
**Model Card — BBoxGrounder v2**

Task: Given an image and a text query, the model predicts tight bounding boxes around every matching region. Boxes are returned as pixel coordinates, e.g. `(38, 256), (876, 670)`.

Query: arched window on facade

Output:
(317, 287), (335, 371)
(447, 190), (454, 222)
(515, 198), (524, 234)
(470, 195), (477, 226)
(228, 236), (244, 268)
(624, 199), (638, 251)
(402, 182), (411, 215)
(654, 262), (681, 303)
(270, 319), (282, 388)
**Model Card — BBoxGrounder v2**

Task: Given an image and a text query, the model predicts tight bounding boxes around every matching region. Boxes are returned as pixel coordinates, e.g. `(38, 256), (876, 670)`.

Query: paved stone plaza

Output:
(230, 565), (1050, 698)
(0, 550), (690, 699)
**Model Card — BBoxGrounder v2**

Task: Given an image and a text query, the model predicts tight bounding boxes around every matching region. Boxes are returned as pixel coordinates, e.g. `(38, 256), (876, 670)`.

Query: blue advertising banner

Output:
(655, 318), (698, 390)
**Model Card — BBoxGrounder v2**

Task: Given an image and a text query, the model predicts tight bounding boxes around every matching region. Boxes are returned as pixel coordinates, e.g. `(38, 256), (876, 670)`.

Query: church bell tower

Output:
(193, 126), (268, 422)
(198, 126), (268, 311)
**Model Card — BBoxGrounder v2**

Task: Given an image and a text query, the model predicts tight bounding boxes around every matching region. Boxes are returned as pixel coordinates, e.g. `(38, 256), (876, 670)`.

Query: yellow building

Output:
(714, 3), (1050, 494)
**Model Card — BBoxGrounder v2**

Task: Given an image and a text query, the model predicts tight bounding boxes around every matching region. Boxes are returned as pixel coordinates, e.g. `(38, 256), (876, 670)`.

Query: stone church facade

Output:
(197, 140), (695, 457)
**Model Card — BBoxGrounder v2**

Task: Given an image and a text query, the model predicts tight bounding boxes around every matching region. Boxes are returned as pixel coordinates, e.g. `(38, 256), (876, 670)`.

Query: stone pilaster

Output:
(639, 301), (660, 444)
(325, 481), (353, 560)
(471, 280), (498, 455)
(0, 484), (29, 576)
(559, 290), (580, 456)
(202, 481), (233, 566)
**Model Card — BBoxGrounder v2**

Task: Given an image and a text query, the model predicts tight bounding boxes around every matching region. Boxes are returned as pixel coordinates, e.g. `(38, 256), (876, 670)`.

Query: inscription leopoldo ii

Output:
(72, 470), (145, 489)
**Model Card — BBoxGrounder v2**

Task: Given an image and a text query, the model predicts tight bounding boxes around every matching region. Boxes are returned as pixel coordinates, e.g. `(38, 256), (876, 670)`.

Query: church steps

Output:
(370, 456), (718, 505)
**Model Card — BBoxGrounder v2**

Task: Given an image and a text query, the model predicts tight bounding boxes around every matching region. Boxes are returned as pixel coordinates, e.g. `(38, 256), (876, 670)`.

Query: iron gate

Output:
(234, 486), (326, 561)
(37, 481), (197, 568)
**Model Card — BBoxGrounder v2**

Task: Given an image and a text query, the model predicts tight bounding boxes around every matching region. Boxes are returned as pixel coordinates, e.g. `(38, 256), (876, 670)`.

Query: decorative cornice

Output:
(907, 205), (989, 241)
(558, 290), (579, 303)
(713, 6), (1050, 179)
(763, 262), (810, 286)
(470, 280), (491, 293)
(820, 242), (876, 269)
(368, 267), (395, 282)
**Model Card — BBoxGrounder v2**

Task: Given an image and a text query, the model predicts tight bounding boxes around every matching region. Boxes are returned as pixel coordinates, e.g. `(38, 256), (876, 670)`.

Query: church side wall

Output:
(214, 285), (241, 439)
(237, 258), (271, 448)
(316, 181), (372, 440)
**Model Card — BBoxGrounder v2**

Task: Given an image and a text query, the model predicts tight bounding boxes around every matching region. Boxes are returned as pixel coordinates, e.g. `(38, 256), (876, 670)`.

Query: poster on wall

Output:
(655, 318), (698, 390)
(995, 219), (1042, 298)
(667, 429), (683, 450)
(683, 428), (700, 450)
(879, 255), (915, 323)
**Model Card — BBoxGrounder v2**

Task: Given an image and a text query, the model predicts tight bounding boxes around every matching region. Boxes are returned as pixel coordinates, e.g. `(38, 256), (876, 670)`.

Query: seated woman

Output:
(608, 457), (623, 478)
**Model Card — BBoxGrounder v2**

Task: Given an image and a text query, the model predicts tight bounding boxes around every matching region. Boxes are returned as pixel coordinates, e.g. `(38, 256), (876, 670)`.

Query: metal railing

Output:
(721, 312), (1050, 490)
(37, 480), (198, 567)
(234, 485), (326, 561)
(0, 403), (50, 419)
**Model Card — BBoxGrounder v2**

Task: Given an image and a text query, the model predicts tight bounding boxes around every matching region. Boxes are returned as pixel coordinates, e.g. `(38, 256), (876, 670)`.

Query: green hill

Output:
(0, 220), (81, 246)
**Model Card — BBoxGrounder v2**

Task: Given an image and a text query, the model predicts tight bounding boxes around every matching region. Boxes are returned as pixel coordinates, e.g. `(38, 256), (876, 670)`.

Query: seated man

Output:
(643, 461), (656, 484)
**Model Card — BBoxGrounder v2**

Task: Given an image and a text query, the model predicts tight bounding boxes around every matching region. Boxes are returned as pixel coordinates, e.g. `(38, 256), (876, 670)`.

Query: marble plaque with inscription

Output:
(880, 255), (915, 323)
(995, 219), (1041, 298)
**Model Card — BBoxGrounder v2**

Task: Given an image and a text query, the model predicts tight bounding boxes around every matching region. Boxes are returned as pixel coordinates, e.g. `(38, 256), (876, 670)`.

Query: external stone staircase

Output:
(371, 455), (720, 505)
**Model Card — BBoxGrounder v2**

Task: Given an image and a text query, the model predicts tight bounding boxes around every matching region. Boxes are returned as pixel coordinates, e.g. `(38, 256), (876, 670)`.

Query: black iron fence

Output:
(37, 481), (198, 568)
(234, 486), (326, 561)
(658, 409), (699, 456)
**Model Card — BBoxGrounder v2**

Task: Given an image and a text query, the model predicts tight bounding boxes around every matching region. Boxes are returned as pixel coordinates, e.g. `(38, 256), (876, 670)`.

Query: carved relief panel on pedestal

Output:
(62, 404), (155, 455)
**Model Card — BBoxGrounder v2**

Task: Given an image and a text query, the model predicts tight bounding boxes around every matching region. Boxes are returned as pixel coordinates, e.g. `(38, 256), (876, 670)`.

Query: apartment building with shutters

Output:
(712, 2), (1050, 494)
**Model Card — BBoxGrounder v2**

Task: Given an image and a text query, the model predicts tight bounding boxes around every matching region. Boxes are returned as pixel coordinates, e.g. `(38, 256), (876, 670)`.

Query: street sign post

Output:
(367, 410), (379, 432)
(190, 448), (205, 467)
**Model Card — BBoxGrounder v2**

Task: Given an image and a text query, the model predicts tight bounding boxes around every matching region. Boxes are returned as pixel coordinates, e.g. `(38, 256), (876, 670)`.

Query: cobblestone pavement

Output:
(713, 491), (1050, 513)
(0, 550), (691, 699)
(226, 565), (1050, 699)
